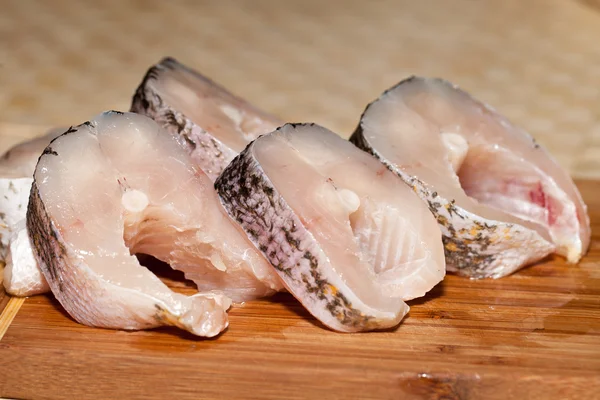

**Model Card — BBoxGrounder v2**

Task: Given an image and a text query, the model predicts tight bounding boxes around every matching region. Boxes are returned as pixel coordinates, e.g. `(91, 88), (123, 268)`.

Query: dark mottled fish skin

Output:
(350, 100), (553, 279)
(130, 57), (237, 181)
(216, 124), (395, 332)
(27, 183), (66, 293)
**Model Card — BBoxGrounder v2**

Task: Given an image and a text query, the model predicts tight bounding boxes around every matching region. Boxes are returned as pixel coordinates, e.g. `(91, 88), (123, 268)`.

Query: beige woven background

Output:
(1, 0), (599, 177)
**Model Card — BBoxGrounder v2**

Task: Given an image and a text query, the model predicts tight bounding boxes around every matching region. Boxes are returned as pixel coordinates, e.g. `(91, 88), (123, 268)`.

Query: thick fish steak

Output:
(216, 123), (445, 332)
(131, 57), (283, 181)
(351, 77), (589, 278)
(27, 111), (276, 336)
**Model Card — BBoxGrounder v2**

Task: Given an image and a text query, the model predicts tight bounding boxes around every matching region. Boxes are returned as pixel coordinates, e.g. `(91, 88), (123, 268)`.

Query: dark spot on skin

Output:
(72, 121), (95, 130)
(285, 231), (300, 249)
(42, 147), (58, 156)
(64, 126), (77, 134)
(209, 138), (223, 159)
(181, 133), (196, 149)
(247, 228), (258, 240)
(287, 122), (316, 129)
(165, 111), (186, 134)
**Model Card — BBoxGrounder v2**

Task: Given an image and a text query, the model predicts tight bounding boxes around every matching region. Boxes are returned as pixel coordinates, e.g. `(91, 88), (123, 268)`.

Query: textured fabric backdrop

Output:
(1, 0), (599, 176)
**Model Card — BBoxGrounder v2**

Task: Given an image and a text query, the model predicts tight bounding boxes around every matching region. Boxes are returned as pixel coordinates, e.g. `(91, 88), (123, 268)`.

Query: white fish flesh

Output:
(3, 220), (47, 296)
(351, 77), (590, 278)
(26, 112), (282, 336)
(131, 57), (282, 181)
(216, 123), (445, 332)
(1, 128), (63, 296)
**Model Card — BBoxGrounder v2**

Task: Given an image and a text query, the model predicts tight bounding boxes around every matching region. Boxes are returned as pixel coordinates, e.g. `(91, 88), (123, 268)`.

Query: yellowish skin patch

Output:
(325, 284), (338, 296)
(445, 242), (458, 252)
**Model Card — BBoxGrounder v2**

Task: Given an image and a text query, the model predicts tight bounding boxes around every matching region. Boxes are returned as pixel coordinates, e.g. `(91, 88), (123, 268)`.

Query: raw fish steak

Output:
(351, 77), (589, 278)
(26, 112), (281, 336)
(216, 123), (445, 332)
(1, 128), (64, 296)
(131, 57), (282, 181)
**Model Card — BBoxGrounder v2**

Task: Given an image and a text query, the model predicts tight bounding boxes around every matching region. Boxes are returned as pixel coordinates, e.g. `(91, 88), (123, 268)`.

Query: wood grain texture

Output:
(0, 180), (599, 400)
(0, 297), (24, 341)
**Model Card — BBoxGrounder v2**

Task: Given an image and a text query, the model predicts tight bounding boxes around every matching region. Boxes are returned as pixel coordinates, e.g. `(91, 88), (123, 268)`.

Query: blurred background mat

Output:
(0, 0), (599, 176)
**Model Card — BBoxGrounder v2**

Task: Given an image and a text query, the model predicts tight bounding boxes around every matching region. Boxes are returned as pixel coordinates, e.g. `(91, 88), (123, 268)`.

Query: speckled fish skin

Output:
(131, 57), (283, 181)
(26, 111), (286, 336)
(351, 76), (589, 278)
(216, 123), (445, 332)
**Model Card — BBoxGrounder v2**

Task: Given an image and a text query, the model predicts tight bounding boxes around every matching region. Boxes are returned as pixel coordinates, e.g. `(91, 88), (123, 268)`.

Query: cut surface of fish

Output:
(216, 123), (445, 332)
(351, 77), (589, 278)
(26, 112), (282, 336)
(131, 57), (283, 181)
(0, 129), (63, 296)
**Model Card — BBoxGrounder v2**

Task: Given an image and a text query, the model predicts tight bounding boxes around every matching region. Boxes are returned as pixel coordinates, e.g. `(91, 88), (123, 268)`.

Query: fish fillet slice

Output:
(131, 57), (282, 181)
(216, 123), (445, 332)
(27, 111), (250, 336)
(352, 77), (589, 278)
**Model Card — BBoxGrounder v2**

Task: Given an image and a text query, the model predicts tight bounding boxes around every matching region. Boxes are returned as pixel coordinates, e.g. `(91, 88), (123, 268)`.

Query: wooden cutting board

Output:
(0, 180), (599, 400)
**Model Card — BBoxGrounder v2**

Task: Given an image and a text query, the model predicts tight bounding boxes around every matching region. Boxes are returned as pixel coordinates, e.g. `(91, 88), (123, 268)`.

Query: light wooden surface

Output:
(0, 181), (598, 399)
(0, 0), (599, 176)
